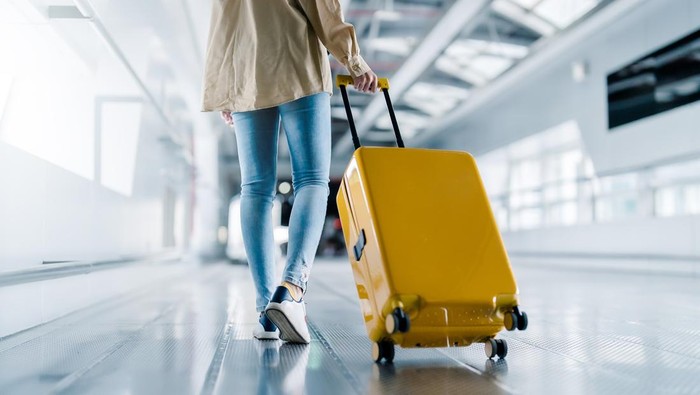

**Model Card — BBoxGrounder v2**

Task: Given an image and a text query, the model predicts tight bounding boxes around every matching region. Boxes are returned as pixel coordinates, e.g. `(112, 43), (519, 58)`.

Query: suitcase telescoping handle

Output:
(336, 75), (405, 150)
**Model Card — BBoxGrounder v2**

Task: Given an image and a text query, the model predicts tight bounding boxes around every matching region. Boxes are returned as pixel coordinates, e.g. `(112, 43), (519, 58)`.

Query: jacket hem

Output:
(201, 88), (332, 113)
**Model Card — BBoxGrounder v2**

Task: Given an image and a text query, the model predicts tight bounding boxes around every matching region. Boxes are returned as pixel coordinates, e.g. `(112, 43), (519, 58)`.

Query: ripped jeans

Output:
(232, 93), (331, 312)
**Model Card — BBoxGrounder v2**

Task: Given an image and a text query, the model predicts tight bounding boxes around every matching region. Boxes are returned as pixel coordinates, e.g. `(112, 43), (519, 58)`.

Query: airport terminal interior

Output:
(1, 0), (699, 394)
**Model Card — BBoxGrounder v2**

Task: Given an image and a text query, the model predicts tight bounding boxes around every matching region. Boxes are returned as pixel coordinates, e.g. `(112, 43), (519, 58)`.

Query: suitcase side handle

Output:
(336, 74), (405, 150)
(353, 229), (366, 261)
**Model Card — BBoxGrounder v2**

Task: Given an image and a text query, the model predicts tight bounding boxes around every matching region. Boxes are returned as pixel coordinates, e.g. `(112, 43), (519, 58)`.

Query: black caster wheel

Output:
(495, 339), (508, 359)
(372, 341), (395, 363)
(385, 308), (410, 334)
(504, 311), (518, 331)
(517, 311), (528, 331)
(484, 339), (498, 359)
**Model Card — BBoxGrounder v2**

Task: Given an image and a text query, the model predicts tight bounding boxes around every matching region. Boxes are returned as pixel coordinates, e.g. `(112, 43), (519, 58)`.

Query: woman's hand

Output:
(220, 111), (234, 127)
(353, 71), (378, 93)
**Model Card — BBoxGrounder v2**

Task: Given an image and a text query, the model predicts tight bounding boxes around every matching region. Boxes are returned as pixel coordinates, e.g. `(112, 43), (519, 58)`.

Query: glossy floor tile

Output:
(1, 258), (699, 394)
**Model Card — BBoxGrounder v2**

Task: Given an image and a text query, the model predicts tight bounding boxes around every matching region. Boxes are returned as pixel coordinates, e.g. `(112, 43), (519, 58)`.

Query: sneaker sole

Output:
(265, 308), (310, 344)
(254, 331), (280, 340)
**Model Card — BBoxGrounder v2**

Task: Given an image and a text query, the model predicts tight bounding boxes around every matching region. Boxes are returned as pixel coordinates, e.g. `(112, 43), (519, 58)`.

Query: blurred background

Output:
(1, 0), (699, 338)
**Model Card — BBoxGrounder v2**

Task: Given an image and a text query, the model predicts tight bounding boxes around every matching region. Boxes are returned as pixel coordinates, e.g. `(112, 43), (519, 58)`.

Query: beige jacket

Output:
(201, 0), (370, 113)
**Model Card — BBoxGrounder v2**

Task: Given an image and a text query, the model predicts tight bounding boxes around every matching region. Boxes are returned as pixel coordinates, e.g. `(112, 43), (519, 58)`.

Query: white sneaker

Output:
(253, 311), (280, 340)
(265, 285), (311, 344)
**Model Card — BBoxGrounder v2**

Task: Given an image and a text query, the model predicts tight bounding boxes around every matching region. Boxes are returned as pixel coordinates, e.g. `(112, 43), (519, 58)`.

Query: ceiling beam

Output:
(333, 0), (491, 155)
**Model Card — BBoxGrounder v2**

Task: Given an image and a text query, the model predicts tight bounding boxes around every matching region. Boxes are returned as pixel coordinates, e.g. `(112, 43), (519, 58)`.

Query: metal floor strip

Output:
(307, 320), (363, 395)
(200, 321), (235, 395)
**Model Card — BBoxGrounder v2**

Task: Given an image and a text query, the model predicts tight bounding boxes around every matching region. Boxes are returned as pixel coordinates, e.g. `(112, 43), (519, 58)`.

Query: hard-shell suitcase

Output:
(335, 75), (528, 363)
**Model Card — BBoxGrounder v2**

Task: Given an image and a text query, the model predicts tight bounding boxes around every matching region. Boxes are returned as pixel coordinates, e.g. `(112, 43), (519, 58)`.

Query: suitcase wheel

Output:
(504, 312), (519, 331)
(385, 308), (410, 334)
(372, 341), (395, 364)
(485, 339), (508, 359)
(517, 311), (528, 331)
(511, 306), (528, 331)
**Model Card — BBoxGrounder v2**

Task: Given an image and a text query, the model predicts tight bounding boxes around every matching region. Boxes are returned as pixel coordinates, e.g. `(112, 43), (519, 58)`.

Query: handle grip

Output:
(336, 75), (390, 90)
(335, 75), (404, 150)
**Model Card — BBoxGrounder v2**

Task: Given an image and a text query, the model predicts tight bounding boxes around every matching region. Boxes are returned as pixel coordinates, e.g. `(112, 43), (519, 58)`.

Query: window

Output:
(478, 120), (700, 232)
(0, 19), (95, 179)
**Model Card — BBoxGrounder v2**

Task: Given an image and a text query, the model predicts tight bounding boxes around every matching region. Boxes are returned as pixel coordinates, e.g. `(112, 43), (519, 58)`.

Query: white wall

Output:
(503, 215), (700, 277)
(0, 110), (185, 271)
(503, 215), (700, 258)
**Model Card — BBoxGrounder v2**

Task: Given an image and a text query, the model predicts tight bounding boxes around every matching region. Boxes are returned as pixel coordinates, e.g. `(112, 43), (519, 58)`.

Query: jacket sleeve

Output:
(297, 0), (371, 78)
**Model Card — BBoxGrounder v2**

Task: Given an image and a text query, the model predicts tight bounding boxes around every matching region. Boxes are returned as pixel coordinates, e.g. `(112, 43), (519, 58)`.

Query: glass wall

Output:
(0, 0), (196, 261)
(478, 120), (700, 232)
(0, 0), (190, 197)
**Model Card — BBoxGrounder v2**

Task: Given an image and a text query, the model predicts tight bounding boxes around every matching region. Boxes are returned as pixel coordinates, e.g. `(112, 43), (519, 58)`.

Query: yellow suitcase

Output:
(335, 75), (528, 363)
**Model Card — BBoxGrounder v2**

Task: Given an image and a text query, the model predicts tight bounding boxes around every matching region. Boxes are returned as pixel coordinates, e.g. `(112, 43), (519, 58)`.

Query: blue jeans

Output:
(232, 93), (331, 312)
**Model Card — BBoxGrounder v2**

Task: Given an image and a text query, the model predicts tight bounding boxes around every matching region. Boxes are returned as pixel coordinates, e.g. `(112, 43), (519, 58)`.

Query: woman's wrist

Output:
(345, 54), (371, 78)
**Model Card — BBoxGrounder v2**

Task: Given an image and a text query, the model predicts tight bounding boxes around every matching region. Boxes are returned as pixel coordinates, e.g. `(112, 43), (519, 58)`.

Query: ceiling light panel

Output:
(456, 39), (530, 59)
(533, 0), (600, 29)
(469, 55), (514, 79)
(436, 56), (489, 86)
(405, 82), (471, 100)
(445, 41), (480, 59)
(403, 82), (470, 117)
(404, 97), (459, 117)
(510, 0), (542, 8)
(491, 0), (557, 37)
(367, 37), (416, 57)
(374, 111), (429, 136)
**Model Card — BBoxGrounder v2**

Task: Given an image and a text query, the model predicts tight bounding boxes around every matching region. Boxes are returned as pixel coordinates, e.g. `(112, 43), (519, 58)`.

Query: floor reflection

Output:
(484, 358), (509, 377)
(367, 361), (508, 394)
(255, 342), (309, 395)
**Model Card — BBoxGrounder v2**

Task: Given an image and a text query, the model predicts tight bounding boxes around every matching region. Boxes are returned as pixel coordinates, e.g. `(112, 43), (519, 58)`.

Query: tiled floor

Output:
(1, 258), (699, 394)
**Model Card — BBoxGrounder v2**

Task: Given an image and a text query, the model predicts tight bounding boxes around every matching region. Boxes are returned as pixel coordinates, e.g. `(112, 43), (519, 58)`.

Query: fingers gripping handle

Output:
(336, 75), (390, 90)
(335, 75), (405, 150)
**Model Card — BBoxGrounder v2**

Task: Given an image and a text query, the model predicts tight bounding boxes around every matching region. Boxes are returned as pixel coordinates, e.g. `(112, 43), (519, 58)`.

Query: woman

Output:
(202, 0), (377, 343)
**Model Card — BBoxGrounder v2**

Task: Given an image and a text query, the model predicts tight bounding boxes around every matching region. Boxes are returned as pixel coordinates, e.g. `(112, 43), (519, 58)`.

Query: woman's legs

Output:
(232, 107), (281, 313)
(278, 93), (332, 292)
(264, 93), (331, 344)
(232, 92), (329, 343)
